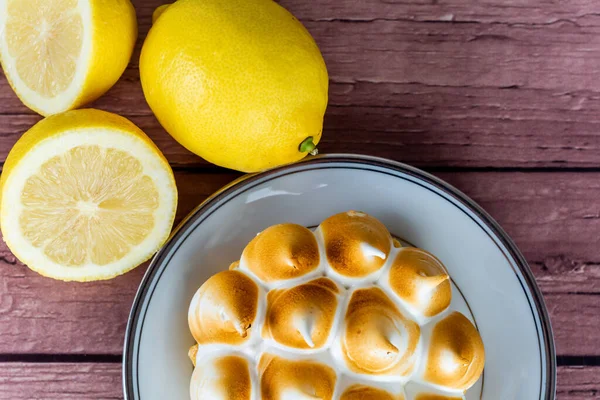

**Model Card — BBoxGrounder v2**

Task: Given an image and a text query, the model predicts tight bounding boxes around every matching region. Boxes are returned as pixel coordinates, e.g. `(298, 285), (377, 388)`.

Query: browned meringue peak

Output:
(188, 270), (261, 345)
(190, 354), (254, 400)
(340, 384), (404, 400)
(387, 248), (452, 318)
(342, 287), (420, 376)
(392, 238), (403, 248)
(263, 277), (341, 349)
(259, 354), (337, 400)
(241, 223), (320, 282)
(422, 312), (485, 391)
(320, 211), (392, 278)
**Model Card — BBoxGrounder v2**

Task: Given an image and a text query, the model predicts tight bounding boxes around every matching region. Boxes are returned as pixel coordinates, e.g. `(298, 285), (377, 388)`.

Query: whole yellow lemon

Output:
(140, 0), (328, 172)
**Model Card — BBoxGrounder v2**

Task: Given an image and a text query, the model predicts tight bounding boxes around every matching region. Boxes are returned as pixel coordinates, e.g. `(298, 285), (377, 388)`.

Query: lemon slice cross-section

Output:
(0, 109), (178, 281)
(0, 0), (137, 116)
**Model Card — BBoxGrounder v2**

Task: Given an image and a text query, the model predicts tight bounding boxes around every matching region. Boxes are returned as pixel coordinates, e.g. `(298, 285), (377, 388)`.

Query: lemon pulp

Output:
(20, 145), (159, 266)
(0, 0), (137, 115)
(5, 0), (83, 98)
(0, 109), (177, 281)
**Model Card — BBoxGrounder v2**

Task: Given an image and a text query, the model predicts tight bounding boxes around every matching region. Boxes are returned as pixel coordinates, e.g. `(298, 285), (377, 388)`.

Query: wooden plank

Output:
(0, 171), (599, 355)
(3, 99), (600, 168)
(558, 366), (600, 400)
(4, 85), (600, 168)
(313, 20), (600, 92)
(0, 363), (121, 400)
(1, 0), (598, 94)
(545, 294), (600, 356)
(2, 2), (600, 167)
(0, 363), (597, 399)
(277, 0), (600, 26)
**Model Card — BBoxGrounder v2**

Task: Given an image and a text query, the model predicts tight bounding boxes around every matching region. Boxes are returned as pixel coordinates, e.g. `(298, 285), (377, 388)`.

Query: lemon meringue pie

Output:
(187, 211), (485, 398)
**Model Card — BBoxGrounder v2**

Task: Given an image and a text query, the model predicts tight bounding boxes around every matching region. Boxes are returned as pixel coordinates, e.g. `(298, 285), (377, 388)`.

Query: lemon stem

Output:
(299, 137), (317, 155)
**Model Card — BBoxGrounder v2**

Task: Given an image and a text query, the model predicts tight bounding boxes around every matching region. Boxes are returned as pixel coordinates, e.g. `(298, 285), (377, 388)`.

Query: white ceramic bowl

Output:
(123, 154), (556, 400)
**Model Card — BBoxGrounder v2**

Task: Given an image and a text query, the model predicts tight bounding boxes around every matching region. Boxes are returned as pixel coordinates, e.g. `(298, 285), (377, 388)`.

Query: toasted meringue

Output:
(190, 353), (257, 400)
(319, 211), (392, 279)
(259, 354), (337, 400)
(336, 287), (420, 378)
(187, 211), (486, 399)
(240, 223), (320, 283)
(418, 312), (485, 391)
(188, 270), (263, 345)
(384, 248), (451, 319)
(340, 384), (404, 400)
(263, 277), (342, 350)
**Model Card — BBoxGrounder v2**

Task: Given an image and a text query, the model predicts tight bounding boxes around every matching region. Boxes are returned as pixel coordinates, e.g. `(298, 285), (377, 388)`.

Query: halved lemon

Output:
(0, 109), (178, 281)
(0, 0), (137, 116)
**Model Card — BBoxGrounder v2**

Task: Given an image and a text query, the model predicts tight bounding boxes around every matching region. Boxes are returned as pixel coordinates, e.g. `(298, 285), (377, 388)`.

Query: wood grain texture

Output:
(2, 0), (600, 167)
(277, 0), (600, 26)
(558, 366), (600, 400)
(0, 171), (599, 355)
(1, 0), (599, 396)
(0, 363), (597, 399)
(0, 363), (122, 400)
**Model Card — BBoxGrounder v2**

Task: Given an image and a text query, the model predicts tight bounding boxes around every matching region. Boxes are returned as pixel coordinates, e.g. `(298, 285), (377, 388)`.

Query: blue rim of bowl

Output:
(123, 154), (556, 399)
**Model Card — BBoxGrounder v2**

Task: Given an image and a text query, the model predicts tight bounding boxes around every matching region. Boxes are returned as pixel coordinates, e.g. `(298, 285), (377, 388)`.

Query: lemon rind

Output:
(0, 127), (177, 282)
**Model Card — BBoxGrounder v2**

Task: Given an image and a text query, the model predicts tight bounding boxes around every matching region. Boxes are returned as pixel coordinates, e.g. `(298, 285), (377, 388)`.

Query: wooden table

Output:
(1, 0), (599, 398)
